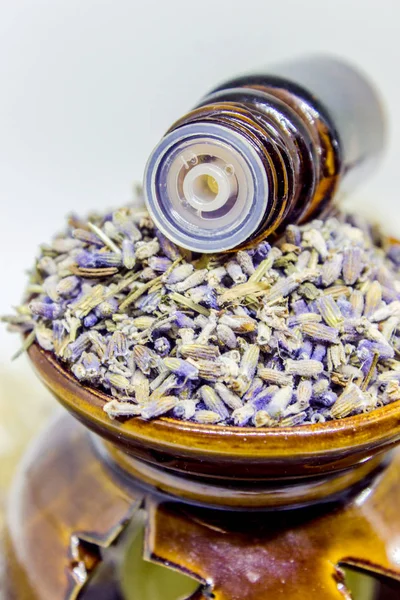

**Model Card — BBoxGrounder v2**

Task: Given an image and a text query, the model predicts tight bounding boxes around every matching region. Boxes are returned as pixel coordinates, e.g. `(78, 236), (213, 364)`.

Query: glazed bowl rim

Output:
(28, 342), (400, 461)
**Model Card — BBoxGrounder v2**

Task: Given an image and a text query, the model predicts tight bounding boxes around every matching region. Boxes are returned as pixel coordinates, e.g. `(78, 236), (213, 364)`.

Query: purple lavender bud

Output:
(122, 239), (136, 270)
(188, 285), (218, 309)
(275, 331), (293, 354)
(155, 229), (181, 260)
(302, 322), (340, 344)
(266, 356), (284, 370)
(81, 352), (101, 378)
(312, 344), (327, 362)
(95, 297), (119, 318)
(242, 378), (265, 403)
(30, 301), (63, 320)
(154, 336), (171, 357)
(56, 275), (80, 298)
(148, 256), (172, 272)
(252, 388), (275, 410)
(357, 338), (394, 363)
(76, 251), (122, 268)
(83, 312), (99, 328)
(163, 357), (199, 380)
(67, 333), (91, 361)
(372, 341), (395, 360)
(53, 320), (66, 345)
(286, 224), (301, 246)
(313, 391), (337, 408)
(251, 241), (271, 263)
(106, 331), (128, 358)
(292, 299), (309, 315)
(357, 340), (374, 375)
(342, 246), (363, 285)
(336, 298), (354, 318)
(173, 311), (196, 329)
(297, 340), (313, 360)
(135, 291), (162, 313)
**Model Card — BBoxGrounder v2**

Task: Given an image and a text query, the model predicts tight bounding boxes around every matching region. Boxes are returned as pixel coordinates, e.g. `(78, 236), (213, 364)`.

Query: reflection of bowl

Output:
(29, 343), (400, 509)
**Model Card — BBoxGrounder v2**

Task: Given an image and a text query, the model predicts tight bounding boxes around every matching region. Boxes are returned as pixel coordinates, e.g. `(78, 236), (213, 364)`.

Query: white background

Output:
(0, 0), (399, 375)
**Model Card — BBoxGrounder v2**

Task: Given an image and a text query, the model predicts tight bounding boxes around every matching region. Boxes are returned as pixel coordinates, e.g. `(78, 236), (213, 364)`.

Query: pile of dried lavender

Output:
(4, 204), (400, 427)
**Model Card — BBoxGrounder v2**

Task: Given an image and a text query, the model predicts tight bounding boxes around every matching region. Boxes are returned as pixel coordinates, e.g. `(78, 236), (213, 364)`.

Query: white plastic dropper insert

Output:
(182, 162), (234, 213)
(144, 122), (269, 253)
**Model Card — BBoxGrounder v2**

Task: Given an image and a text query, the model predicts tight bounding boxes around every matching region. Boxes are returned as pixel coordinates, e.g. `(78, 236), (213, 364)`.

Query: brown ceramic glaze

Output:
(4, 341), (400, 599)
(28, 343), (400, 502)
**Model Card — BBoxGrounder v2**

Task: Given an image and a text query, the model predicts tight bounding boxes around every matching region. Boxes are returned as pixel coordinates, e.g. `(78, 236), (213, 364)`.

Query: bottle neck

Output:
(150, 85), (341, 251)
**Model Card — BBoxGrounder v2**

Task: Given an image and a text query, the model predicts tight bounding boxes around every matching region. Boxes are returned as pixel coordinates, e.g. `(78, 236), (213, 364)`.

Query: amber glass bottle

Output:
(144, 56), (385, 253)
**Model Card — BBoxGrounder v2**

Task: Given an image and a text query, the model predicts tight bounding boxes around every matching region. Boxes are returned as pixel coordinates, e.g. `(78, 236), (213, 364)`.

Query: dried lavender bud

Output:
(141, 396), (178, 420)
(148, 256), (172, 272)
(316, 296), (344, 328)
(175, 269), (208, 292)
(199, 385), (229, 419)
(65, 333), (90, 361)
(253, 410), (276, 428)
(72, 228), (104, 246)
(113, 209), (142, 241)
(285, 359), (324, 377)
(103, 400), (142, 418)
(321, 254), (343, 287)
(232, 403), (255, 426)
(311, 344), (327, 362)
(342, 247), (363, 285)
(330, 383), (364, 418)
(155, 229), (181, 261)
(296, 379), (312, 406)
(105, 372), (132, 392)
(30, 301), (63, 320)
(135, 238), (160, 260)
(164, 357), (199, 380)
(122, 239), (136, 269)
(236, 251), (255, 276)
(173, 400), (197, 420)
(81, 352), (101, 379)
(350, 290), (364, 318)
(301, 322), (340, 344)
(193, 410), (222, 424)
(76, 251), (122, 269)
(154, 337), (171, 357)
(258, 368), (293, 386)
(216, 323), (238, 349)
(364, 281), (382, 317)
(56, 276), (80, 298)
(266, 387), (293, 418)
(95, 297), (119, 318)
(303, 228), (328, 258)
(106, 331), (128, 358)
(180, 344), (220, 361)
(133, 345), (156, 374)
(35, 324), (54, 351)
(214, 382), (243, 411)
(165, 263), (194, 284)
(219, 314), (257, 333)
(226, 260), (247, 284)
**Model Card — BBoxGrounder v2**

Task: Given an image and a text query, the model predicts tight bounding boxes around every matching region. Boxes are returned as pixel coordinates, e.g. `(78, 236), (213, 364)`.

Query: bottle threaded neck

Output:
(144, 98), (314, 253)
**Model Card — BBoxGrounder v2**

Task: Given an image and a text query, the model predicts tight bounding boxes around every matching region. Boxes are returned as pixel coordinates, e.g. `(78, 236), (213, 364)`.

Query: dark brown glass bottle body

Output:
(144, 56), (385, 253)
